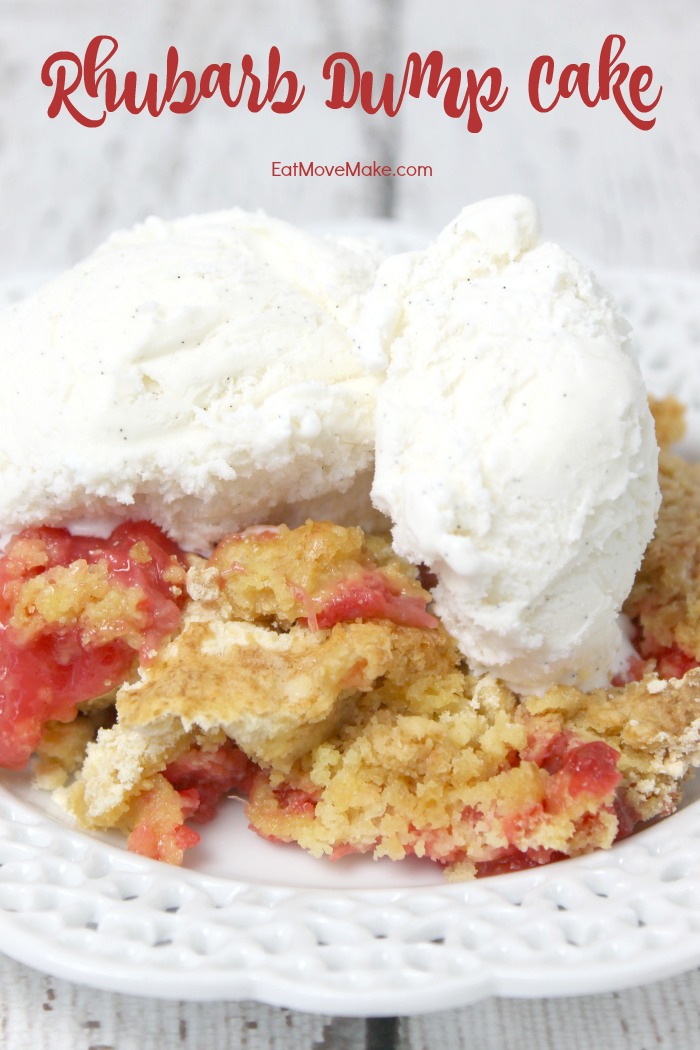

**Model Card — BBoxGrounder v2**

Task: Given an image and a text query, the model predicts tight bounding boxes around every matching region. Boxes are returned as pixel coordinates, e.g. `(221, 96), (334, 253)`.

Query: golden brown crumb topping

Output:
(41, 445), (700, 879)
(649, 394), (686, 449)
(625, 451), (700, 661)
(203, 520), (430, 629)
(10, 560), (150, 650)
(33, 710), (112, 790)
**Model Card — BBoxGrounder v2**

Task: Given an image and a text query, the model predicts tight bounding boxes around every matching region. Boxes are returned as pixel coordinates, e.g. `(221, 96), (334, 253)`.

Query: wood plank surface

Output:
(2, 951), (700, 1050)
(0, 953), (365, 1050)
(394, 0), (700, 269)
(0, 0), (394, 278)
(1, 0), (696, 274)
(401, 971), (700, 1050)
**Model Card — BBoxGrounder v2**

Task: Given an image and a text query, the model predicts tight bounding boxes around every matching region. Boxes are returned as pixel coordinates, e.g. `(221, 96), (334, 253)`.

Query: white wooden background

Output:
(3, 951), (700, 1050)
(1, 0), (698, 274)
(1, 1), (699, 1046)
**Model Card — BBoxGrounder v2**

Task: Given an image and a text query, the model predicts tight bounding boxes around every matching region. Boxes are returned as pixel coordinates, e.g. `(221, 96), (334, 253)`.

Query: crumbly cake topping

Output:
(3, 409), (696, 878)
(33, 710), (112, 791)
(649, 394), (686, 450)
(524, 670), (700, 816)
(624, 451), (700, 661)
(243, 668), (700, 878)
(197, 520), (434, 630)
(61, 719), (200, 828)
(117, 616), (439, 770)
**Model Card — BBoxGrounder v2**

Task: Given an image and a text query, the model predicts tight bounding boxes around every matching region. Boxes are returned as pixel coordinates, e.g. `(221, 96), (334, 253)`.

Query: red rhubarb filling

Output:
(0, 522), (187, 769)
(313, 571), (438, 630)
(243, 728), (628, 877)
(127, 741), (261, 864)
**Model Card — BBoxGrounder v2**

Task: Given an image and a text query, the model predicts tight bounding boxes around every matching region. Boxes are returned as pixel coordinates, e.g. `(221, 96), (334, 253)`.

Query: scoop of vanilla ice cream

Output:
(368, 196), (660, 693)
(0, 210), (383, 552)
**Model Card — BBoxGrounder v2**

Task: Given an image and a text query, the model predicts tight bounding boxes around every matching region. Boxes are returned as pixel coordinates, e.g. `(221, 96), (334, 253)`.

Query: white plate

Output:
(0, 264), (699, 1017)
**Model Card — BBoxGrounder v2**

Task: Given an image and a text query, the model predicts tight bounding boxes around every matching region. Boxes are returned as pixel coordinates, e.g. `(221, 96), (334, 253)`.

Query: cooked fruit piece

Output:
(245, 670), (700, 879)
(202, 520), (436, 629)
(0, 522), (187, 769)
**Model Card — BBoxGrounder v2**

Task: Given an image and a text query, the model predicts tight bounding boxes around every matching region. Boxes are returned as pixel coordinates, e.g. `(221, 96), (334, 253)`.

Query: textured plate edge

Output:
(3, 778), (700, 1014)
(3, 904), (700, 1016)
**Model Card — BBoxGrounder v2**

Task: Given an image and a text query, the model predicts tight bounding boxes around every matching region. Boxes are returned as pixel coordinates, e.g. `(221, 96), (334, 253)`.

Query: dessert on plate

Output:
(0, 199), (698, 880)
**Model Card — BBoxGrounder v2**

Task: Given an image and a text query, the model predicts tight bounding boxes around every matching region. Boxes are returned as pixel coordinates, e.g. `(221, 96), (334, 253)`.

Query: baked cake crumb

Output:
(49, 456), (700, 877)
(0, 410), (695, 878)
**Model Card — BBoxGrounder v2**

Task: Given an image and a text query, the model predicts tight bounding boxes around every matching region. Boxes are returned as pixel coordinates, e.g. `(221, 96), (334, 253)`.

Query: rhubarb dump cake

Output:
(0, 199), (694, 881)
(0, 397), (693, 879)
